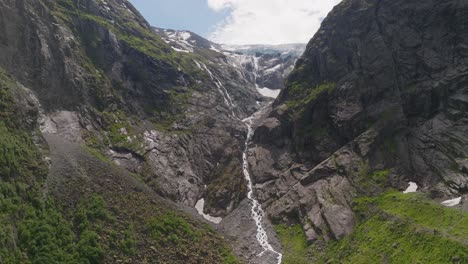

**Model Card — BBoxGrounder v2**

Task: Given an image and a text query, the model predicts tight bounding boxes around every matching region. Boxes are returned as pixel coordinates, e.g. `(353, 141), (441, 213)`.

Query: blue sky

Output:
(129, 0), (228, 37)
(128, 0), (342, 45)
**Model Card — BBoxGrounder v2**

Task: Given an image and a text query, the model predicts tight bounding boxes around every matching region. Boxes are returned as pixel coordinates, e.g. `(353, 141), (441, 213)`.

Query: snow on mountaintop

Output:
(222, 43), (306, 58)
(153, 27), (305, 99)
(153, 27), (222, 53)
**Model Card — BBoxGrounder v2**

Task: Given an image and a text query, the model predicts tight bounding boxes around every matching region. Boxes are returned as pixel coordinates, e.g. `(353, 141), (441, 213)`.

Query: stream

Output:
(242, 114), (283, 264)
(199, 61), (283, 263)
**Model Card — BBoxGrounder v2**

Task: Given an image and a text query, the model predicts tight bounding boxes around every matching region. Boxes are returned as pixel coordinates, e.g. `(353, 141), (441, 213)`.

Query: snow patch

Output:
(257, 87), (281, 98)
(193, 60), (203, 70)
(403, 182), (418, 194)
(179, 31), (191, 41)
(441, 197), (462, 207)
(195, 199), (222, 224)
(171, 47), (190, 53)
(209, 45), (222, 53)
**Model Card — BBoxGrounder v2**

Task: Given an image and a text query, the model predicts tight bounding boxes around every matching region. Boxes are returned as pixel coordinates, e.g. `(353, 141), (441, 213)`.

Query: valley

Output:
(0, 0), (467, 263)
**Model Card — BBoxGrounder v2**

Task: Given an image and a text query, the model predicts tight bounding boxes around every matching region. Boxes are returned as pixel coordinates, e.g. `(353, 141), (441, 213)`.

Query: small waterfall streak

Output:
(199, 62), (236, 117)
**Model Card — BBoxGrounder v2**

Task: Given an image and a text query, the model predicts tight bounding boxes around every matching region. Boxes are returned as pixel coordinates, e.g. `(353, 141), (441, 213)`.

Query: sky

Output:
(129, 0), (342, 45)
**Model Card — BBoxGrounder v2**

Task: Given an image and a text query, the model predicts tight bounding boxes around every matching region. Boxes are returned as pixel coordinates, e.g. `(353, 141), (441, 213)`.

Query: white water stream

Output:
(242, 115), (283, 263)
(199, 61), (283, 263)
(198, 61), (236, 117)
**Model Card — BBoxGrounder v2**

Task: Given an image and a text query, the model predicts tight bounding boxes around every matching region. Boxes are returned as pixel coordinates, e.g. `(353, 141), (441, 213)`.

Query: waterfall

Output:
(242, 115), (283, 264)
(199, 61), (283, 263)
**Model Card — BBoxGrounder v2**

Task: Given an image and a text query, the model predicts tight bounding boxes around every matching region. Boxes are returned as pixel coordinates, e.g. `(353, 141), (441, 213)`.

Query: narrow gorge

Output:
(0, 0), (467, 263)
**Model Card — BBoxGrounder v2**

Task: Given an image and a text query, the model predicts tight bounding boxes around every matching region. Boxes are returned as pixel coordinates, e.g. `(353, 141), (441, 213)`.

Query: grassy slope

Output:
(0, 67), (238, 263)
(276, 192), (468, 264)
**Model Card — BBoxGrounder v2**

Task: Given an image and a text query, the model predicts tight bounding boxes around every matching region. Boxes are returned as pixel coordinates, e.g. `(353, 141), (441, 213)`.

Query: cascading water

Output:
(242, 115), (283, 264)
(197, 61), (236, 117)
(200, 61), (283, 263)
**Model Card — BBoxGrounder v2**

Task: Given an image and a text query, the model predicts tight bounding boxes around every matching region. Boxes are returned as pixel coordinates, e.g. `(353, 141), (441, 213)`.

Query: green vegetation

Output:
(85, 110), (145, 153)
(276, 192), (468, 264)
(0, 67), (72, 262)
(0, 68), (46, 180)
(287, 81), (336, 106)
(357, 167), (390, 192)
(120, 224), (137, 255)
(275, 224), (309, 264)
(151, 87), (195, 133)
(360, 192), (468, 240)
(286, 81), (336, 117)
(0, 122), (45, 179)
(74, 195), (112, 232)
(0, 175), (107, 264)
(0, 68), (105, 263)
(147, 212), (201, 245)
(314, 192), (468, 263)
(146, 212), (239, 263)
(1, 181), (76, 263)
(0, 69), (14, 113)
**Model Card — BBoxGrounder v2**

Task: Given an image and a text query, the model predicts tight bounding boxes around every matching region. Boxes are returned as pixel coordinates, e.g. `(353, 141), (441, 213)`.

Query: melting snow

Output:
(195, 199), (222, 224)
(441, 197), (462, 207)
(257, 87), (281, 98)
(209, 46), (222, 53)
(264, 64), (282, 74)
(403, 182), (418, 193)
(193, 60), (203, 70)
(171, 47), (190, 53)
(162, 31), (194, 52)
(179, 31), (191, 40)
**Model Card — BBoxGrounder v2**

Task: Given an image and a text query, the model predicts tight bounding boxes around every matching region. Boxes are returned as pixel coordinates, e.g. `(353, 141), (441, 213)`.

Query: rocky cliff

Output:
(249, 0), (468, 261)
(1, 0), (258, 216)
(0, 0), (256, 262)
(0, 0), (307, 262)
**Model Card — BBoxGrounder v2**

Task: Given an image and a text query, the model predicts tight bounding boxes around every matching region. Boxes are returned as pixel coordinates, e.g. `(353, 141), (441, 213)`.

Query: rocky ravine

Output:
(3, 0), (466, 263)
(0, 0), (305, 262)
(249, 0), (468, 245)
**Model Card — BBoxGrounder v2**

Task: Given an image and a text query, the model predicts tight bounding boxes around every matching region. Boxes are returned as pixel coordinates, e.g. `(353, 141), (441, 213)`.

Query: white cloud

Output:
(207, 0), (342, 45)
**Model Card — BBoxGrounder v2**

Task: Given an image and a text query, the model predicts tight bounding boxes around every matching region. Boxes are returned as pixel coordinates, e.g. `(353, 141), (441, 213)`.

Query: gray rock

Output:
(249, 0), (468, 244)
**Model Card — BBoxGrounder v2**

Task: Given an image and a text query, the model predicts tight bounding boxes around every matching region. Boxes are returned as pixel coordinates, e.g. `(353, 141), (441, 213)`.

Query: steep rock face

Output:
(0, 0), (258, 219)
(0, 0), (260, 262)
(250, 0), (468, 242)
